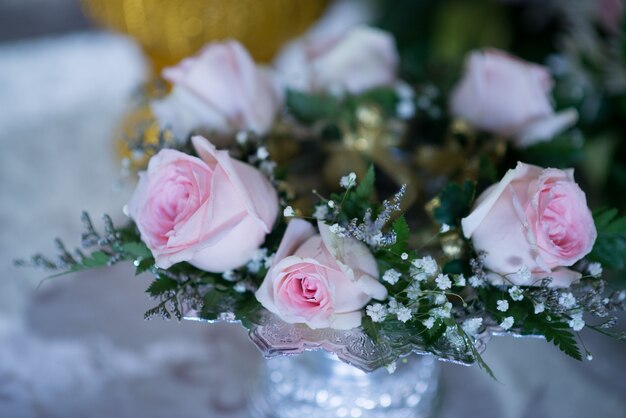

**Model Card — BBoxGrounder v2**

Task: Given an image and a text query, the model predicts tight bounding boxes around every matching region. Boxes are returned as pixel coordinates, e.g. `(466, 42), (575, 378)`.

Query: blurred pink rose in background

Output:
(462, 162), (597, 287)
(128, 136), (279, 272)
(256, 219), (387, 329)
(274, 25), (398, 95)
(152, 40), (283, 140)
(450, 49), (578, 148)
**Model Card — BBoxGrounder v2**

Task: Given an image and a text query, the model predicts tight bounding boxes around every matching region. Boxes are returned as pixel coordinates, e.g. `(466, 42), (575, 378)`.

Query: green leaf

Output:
(433, 180), (475, 227)
(135, 258), (154, 275)
(389, 216), (409, 253)
(81, 251), (109, 268)
(122, 242), (152, 259)
(356, 165), (376, 200)
(520, 135), (584, 168)
(146, 276), (178, 297)
(354, 87), (399, 115)
(361, 316), (381, 343)
(425, 319), (446, 343)
(200, 289), (224, 320)
(523, 316), (582, 361)
(286, 90), (340, 125)
(588, 208), (626, 270)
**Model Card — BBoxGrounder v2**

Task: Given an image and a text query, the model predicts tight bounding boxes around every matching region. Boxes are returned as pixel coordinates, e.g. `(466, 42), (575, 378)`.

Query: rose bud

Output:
(152, 40), (283, 140)
(450, 49), (578, 148)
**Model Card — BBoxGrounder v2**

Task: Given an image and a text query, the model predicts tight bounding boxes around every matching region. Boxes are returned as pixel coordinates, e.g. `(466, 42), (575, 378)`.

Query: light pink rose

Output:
(127, 136), (279, 272)
(255, 219), (388, 329)
(151, 40), (283, 140)
(274, 25), (398, 94)
(450, 49), (578, 148)
(462, 162), (597, 287)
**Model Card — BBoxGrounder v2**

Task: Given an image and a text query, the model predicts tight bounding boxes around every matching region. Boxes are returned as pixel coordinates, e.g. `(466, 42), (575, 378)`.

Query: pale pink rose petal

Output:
(515, 109), (579, 147)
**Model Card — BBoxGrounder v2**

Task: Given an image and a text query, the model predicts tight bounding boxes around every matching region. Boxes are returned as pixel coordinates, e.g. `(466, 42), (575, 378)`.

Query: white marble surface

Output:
(0, 31), (625, 418)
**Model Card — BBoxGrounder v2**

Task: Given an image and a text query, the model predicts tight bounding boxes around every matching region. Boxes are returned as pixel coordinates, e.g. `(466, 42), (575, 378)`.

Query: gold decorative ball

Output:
(81, 0), (330, 71)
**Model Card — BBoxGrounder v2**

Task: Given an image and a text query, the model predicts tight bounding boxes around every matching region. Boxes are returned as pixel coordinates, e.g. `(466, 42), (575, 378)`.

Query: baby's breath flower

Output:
(439, 223), (451, 233)
(366, 303), (387, 323)
(397, 306), (412, 323)
(339, 172), (357, 189)
(385, 362), (397, 374)
(434, 293), (447, 305)
(222, 270), (238, 282)
(406, 282), (421, 300)
(313, 205), (328, 220)
(534, 302), (545, 314)
(382, 269), (402, 285)
(234, 281), (246, 293)
(235, 131), (249, 145)
(568, 312), (585, 331)
(423, 317), (435, 329)
(435, 273), (452, 290)
(246, 248), (268, 273)
(514, 265), (531, 282)
(462, 317), (483, 336)
(558, 292), (576, 309)
(329, 223), (347, 237)
(400, 252), (409, 261)
(588, 262), (603, 278)
(469, 275), (485, 288)
(500, 316), (514, 330)
(508, 286), (524, 301)
(387, 297), (399, 314)
(327, 200), (335, 209)
(431, 302), (452, 318)
(256, 146), (269, 160)
(497, 299), (509, 312)
(396, 100), (415, 119)
(283, 206), (295, 217)
(455, 274), (466, 287)
(411, 256), (439, 276)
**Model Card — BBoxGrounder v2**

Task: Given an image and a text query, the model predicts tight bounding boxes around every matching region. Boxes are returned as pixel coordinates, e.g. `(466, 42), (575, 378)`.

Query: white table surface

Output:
(0, 31), (624, 418)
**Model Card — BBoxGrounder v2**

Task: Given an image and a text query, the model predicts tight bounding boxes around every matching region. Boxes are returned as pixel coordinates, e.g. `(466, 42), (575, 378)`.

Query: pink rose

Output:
(127, 136), (279, 272)
(450, 49), (578, 148)
(255, 219), (388, 329)
(151, 40), (283, 140)
(274, 26), (398, 94)
(462, 162), (597, 287)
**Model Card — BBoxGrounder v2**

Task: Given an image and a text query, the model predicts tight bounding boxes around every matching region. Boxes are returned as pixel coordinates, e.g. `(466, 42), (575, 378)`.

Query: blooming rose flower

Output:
(255, 219), (388, 329)
(450, 49), (578, 148)
(127, 136), (279, 272)
(274, 25), (398, 94)
(151, 40), (283, 140)
(462, 162), (597, 287)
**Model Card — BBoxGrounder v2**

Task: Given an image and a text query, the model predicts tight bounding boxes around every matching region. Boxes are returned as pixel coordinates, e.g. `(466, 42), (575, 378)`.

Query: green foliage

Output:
(522, 316), (582, 361)
(146, 276), (178, 297)
(286, 90), (340, 125)
(588, 208), (626, 270)
(356, 165), (376, 200)
(389, 216), (409, 254)
(520, 135), (584, 169)
(433, 180), (475, 227)
(361, 316), (381, 343)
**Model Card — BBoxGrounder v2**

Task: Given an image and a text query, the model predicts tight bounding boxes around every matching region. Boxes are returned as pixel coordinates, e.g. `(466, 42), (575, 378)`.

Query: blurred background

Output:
(0, 0), (625, 417)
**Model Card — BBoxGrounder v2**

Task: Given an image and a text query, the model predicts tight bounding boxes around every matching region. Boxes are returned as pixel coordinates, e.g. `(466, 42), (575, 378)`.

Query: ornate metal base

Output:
(248, 351), (440, 418)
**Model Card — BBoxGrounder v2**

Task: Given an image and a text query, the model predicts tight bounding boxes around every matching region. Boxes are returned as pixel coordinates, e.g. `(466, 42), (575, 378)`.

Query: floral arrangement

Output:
(21, 0), (626, 376)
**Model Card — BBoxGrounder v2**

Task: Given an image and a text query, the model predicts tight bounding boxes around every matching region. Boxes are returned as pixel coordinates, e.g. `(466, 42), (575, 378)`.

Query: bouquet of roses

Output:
(21, 2), (626, 376)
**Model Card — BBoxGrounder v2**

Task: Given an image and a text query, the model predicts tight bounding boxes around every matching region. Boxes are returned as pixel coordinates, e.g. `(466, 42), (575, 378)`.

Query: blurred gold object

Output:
(416, 118), (507, 183)
(81, 0), (330, 71)
(325, 104), (418, 209)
